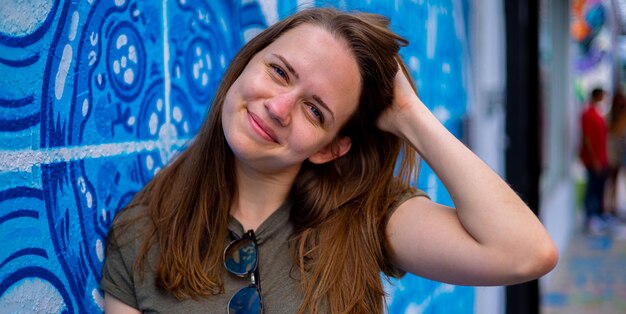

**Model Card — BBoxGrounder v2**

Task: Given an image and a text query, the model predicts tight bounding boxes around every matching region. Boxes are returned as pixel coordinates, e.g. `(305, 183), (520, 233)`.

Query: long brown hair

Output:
(609, 91), (626, 134)
(115, 7), (419, 313)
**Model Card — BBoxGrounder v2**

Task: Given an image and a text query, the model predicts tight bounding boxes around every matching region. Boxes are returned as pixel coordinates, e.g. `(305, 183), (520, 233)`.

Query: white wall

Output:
(468, 0), (506, 313)
(538, 0), (575, 278)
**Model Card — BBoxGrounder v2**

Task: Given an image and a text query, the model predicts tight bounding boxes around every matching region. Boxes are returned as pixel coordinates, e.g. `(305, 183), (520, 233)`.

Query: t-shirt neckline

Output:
(227, 199), (292, 244)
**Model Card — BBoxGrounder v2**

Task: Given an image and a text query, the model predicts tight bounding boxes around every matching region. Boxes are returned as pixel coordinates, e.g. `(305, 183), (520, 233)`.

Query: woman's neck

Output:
(230, 160), (299, 231)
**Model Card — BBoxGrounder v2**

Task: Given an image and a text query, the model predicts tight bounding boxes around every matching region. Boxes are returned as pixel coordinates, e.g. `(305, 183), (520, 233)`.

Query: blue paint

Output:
(0, 248), (49, 269)
(587, 235), (612, 250)
(0, 0), (472, 312)
(0, 114), (41, 131)
(0, 95), (36, 109)
(0, 53), (40, 67)
(0, 209), (40, 224)
(543, 292), (569, 307)
(576, 272), (588, 287)
(0, 187), (44, 201)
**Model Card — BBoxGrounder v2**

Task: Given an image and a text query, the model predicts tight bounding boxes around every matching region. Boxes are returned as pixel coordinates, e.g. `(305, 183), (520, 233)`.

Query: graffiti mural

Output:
(0, 0), (471, 312)
(571, 0), (614, 102)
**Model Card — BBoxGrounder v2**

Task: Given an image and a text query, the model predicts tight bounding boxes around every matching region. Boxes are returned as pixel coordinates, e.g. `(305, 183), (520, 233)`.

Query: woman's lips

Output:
(247, 111), (279, 143)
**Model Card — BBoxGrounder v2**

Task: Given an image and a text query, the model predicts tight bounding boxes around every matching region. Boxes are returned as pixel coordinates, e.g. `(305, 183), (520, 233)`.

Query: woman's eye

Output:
(271, 64), (288, 81)
(308, 103), (325, 123)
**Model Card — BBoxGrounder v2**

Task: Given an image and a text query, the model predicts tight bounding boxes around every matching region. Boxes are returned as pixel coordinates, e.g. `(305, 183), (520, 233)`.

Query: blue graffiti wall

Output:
(0, 0), (471, 312)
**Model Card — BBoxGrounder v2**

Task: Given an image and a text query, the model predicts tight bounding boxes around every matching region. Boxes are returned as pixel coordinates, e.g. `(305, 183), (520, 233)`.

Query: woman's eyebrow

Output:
(273, 54), (299, 80)
(312, 95), (335, 122)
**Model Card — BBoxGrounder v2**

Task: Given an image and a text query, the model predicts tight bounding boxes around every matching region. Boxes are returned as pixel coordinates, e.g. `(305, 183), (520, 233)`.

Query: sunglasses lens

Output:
(228, 285), (262, 314)
(224, 237), (258, 276)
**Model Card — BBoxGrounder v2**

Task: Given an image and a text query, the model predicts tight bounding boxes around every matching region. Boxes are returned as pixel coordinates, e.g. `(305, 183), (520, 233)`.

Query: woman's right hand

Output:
(377, 64), (437, 155)
(376, 66), (423, 141)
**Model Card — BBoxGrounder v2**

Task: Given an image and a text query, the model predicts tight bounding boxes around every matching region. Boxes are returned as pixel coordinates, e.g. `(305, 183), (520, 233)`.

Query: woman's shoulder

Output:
(107, 202), (151, 248)
(394, 187), (428, 204)
(383, 183), (429, 225)
(115, 202), (148, 221)
(388, 179), (429, 207)
(101, 203), (156, 310)
(111, 187), (152, 226)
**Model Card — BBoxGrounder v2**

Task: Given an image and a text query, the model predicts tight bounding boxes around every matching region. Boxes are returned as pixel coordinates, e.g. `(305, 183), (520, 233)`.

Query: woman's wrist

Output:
(391, 101), (445, 154)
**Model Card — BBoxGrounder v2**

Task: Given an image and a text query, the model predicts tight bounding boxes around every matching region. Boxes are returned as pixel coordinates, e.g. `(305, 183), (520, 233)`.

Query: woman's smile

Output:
(247, 109), (279, 143)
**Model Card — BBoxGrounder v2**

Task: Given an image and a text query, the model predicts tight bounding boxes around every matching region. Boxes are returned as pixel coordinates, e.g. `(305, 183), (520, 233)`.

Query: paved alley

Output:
(542, 224), (626, 313)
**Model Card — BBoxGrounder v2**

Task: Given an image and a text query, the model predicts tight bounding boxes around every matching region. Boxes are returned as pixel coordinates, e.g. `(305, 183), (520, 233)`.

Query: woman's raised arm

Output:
(380, 68), (558, 286)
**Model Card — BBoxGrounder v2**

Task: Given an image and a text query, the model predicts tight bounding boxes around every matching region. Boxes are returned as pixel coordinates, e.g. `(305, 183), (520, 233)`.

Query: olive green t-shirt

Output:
(100, 190), (426, 313)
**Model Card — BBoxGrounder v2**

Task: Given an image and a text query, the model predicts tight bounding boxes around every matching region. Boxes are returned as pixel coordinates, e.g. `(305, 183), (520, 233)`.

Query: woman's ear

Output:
(308, 136), (352, 164)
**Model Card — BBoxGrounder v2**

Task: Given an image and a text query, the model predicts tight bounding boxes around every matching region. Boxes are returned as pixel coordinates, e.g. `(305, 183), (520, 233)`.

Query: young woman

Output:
(101, 8), (558, 313)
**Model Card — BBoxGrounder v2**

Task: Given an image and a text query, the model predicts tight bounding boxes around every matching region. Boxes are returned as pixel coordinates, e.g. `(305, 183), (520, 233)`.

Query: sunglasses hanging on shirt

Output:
(223, 229), (264, 314)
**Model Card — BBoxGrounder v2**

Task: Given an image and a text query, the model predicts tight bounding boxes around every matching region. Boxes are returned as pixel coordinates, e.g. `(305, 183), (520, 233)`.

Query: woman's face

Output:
(221, 24), (361, 174)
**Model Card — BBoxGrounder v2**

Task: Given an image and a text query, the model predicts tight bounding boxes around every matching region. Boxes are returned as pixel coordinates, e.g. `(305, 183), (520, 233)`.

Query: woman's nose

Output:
(265, 92), (297, 126)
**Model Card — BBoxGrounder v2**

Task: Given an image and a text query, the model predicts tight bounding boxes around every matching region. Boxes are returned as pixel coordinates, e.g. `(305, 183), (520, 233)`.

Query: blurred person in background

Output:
(606, 91), (626, 221)
(580, 87), (609, 234)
